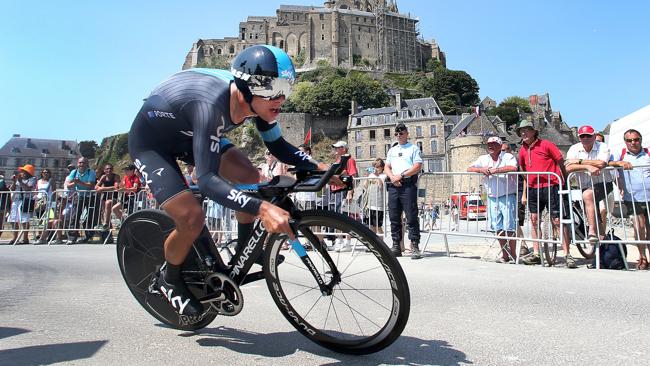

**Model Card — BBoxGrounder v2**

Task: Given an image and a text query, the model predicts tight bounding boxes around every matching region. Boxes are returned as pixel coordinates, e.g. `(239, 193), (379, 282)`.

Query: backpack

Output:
(620, 147), (649, 160)
(592, 232), (627, 270)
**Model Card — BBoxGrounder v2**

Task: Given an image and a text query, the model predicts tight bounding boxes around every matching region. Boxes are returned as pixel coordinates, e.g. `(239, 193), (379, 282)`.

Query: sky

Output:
(1, 0), (649, 145)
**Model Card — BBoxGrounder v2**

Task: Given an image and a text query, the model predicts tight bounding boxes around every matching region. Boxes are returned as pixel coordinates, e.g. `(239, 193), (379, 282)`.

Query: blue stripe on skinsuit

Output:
(262, 45), (295, 81)
(259, 123), (282, 142)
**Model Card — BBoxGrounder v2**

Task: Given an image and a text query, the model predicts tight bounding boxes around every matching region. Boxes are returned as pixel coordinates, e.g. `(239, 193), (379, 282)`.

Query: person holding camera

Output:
(385, 123), (423, 259)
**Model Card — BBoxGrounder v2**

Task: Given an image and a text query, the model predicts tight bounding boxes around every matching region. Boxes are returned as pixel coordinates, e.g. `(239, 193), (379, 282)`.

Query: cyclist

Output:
(128, 45), (328, 321)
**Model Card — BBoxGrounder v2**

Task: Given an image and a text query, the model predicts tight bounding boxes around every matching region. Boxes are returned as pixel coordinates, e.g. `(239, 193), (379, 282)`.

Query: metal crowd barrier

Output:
(566, 164), (650, 270)
(418, 171), (566, 266)
(0, 188), (155, 245)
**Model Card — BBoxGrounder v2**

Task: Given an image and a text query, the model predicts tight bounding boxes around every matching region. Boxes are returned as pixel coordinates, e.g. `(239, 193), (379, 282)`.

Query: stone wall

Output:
(277, 113), (348, 146)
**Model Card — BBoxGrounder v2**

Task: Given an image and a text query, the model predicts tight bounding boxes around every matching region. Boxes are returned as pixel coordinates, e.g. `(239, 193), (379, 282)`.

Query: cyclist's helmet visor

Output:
(248, 75), (294, 100)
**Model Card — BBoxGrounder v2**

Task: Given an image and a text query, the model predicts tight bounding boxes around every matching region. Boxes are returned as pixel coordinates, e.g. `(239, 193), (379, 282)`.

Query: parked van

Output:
(450, 192), (487, 220)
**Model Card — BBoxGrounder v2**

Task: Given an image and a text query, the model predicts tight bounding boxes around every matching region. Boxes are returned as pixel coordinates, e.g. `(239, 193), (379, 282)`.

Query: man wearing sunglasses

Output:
(128, 45), (328, 320)
(385, 123), (423, 259)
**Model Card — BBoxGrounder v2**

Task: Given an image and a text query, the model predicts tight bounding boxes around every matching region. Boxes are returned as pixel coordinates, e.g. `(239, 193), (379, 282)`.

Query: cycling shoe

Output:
(156, 267), (204, 317)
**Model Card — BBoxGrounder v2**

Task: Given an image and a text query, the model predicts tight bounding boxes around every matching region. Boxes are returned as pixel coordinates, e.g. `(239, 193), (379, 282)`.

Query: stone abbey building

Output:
(182, 0), (445, 72)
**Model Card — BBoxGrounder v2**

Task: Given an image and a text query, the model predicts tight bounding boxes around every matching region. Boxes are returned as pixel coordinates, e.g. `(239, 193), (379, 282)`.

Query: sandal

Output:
(587, 234), (599, 245)
(637, 258), (648, 270)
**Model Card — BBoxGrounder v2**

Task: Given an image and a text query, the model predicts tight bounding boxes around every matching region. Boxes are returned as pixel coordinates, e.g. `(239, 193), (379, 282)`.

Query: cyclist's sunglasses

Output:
(248, 75), (294, 100)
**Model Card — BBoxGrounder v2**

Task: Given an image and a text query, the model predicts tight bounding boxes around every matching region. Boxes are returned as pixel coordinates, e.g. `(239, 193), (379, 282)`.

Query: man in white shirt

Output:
(385, 123), (423, 259)
(565, 125), (613, 243)
(468, 136), (518, 262)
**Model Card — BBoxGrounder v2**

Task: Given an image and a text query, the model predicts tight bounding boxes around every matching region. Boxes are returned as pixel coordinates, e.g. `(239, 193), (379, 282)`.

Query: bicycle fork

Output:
(288, 220), (340, 296)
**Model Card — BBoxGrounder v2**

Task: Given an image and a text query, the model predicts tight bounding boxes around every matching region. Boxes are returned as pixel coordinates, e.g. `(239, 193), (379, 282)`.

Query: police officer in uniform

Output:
(385, 123), (423, 259)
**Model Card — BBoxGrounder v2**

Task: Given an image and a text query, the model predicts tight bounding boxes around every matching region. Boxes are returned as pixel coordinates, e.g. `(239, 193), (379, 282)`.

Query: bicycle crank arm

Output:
(198, 291), (226, 304)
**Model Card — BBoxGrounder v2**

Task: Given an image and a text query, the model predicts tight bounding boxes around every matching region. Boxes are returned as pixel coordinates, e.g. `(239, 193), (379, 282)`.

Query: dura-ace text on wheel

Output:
(264, 210), (410, 355)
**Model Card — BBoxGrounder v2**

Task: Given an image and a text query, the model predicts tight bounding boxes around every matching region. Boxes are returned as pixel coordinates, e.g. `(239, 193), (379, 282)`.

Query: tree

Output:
(79, 140), (98, 159)
(288, 72), (388, 116)
(424, 58), (442, 73)
(196, 54), (230, 69)
(488, 96), (532, 130)
(417, 68), (479, 115)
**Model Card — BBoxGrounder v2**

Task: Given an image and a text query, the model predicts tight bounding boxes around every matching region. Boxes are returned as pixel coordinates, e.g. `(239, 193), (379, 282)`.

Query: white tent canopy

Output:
(606, 104), (650, 158)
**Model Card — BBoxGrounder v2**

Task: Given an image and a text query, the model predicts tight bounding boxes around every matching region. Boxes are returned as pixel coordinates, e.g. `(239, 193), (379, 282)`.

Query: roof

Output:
(401, 97), (438, 111)
(447, 114), (500, 138)
(279, 5), (319, 11)
(0, 136), (79, 158)
(352, 106), (397, 117)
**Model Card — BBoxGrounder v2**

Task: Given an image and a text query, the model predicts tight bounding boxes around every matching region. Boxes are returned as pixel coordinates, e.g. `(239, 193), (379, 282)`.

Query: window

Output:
(416, 126), (423, 137)
(370, 145), (376, 157)
(319, 14), (324, 20)
(321, 34), (325, 41)
(355, 131), (362, 142)
(384, 144), (391, 155)
(355, 146), (363, 158)
(384, 129), (390, 138)
(0, 157), (7, 166)
(356, 17), (359, 21)
(355, 118), (362, 126)
(249, 33), (253, 39)
(15, 158), (22, 167)
(430, 140), (438, 153)
(369, 130), (376, 140)
(417, 142), (423, 152)
(229, 45), (235, 54)
(430, 125), (437, 136)
(321, 23), (324, 30)
(427, 159), (443, 172)
(53, 159), (60, 168)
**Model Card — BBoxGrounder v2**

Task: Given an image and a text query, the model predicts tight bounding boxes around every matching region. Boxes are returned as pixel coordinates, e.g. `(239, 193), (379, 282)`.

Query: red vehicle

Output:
(450, 193), (487, 220)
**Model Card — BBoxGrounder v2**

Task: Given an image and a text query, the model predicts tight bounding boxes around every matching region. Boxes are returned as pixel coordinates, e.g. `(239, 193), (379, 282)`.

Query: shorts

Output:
(129, 96), (234, 206)
(527, 185), (569, 219)
(582, 181), (614, 204)
(624, 201), (650, 226)
(366, 209), (384, 227)
(488, 194), (517, 233)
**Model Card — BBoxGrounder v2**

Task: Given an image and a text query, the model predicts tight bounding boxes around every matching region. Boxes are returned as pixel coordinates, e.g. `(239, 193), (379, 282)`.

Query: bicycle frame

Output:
(189, 157), (351, 292)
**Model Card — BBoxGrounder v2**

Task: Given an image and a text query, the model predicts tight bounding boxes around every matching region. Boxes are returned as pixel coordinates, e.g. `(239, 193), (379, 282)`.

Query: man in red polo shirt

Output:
(517, 120), (575, 268)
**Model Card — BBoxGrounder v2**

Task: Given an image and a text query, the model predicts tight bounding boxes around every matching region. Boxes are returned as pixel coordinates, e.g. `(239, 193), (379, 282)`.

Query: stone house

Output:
(0, 135), (80, 187)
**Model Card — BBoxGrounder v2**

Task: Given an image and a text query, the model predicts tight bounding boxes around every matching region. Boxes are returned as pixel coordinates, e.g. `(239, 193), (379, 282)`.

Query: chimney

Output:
(395, 93), (402, 109)
(351, 100), (358, 115)
(461, 113), (471, 120)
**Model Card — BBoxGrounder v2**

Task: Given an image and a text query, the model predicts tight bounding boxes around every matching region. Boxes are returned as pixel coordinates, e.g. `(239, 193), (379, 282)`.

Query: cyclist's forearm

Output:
(197, 172), (261, 215)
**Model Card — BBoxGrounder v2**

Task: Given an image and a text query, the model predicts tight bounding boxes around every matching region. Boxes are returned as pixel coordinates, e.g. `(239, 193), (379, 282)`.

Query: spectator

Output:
(111, 164), (142, 224)
(594, 133), (618, 233)
(95, 163), (120, 234)
(502, 143), (529, 256)
(450, 203), (459, 231)
(0, 175), (10, 240)
(259, 150), (289, 182)
(517, 120), (575, 268)
(565, 125), (613, 243)
(468, 136), (518, 263)
(293, 144), (317, 210)
(36, 169), (57, 244)
(65, 157), (97, 243)
(364, 158), (387, 235)
(385, 123), (423, 259)
(615, 129), (650, 270)
(8, 164), (37, 244)
(328, 140), (358, 252)
(184, 164), (198, 190)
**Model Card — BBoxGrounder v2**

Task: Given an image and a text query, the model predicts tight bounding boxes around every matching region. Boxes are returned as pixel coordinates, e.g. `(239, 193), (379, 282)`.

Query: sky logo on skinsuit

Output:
(227, 189), (251, 208)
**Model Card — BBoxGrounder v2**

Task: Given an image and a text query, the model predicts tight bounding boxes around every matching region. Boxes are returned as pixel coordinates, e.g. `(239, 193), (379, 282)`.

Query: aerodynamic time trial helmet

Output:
(230, 45), (296, 102)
